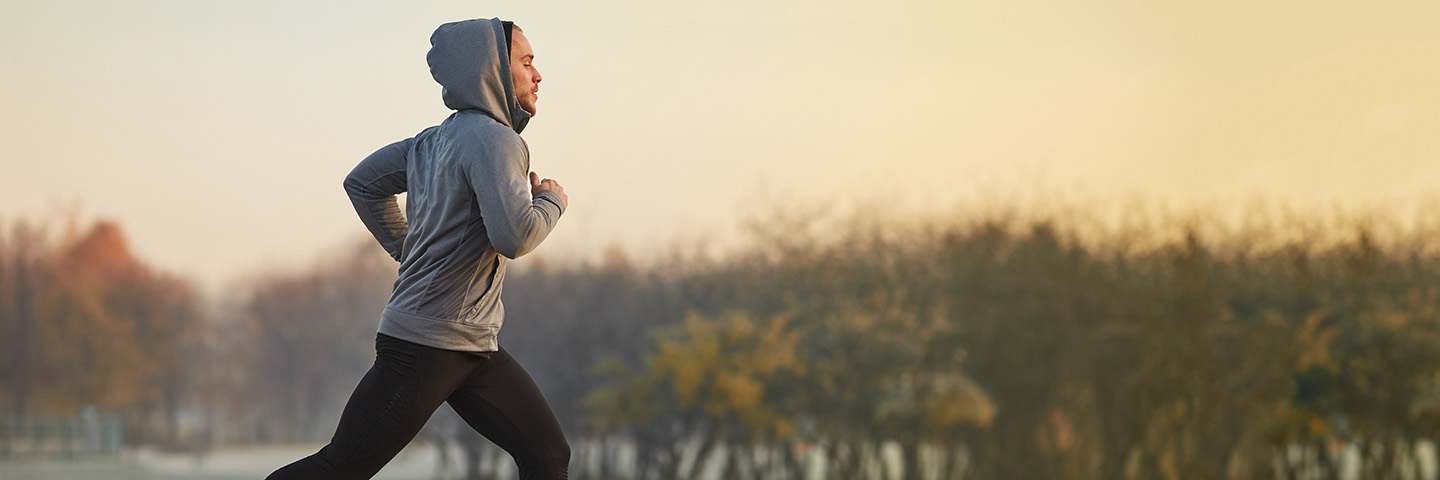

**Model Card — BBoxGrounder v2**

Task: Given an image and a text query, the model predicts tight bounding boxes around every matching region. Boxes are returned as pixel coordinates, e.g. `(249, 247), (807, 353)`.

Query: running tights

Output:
(266, 333), (569, 479)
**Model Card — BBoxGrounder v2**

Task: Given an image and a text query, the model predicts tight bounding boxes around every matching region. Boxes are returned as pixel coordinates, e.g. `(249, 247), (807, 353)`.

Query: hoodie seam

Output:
(385, 306), (500, 328)
(416, 130), (473, 321)
(351, 169), (406, 193)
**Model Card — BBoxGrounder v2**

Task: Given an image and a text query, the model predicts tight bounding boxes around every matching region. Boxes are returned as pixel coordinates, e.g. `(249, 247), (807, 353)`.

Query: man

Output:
(267, 18), (569, 480)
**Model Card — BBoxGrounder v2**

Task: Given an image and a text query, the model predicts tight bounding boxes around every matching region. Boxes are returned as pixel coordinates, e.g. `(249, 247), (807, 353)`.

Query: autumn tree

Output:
(0, 219), (201, 445)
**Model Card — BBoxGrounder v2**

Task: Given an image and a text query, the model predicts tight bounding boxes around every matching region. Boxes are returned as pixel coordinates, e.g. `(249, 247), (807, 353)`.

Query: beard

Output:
(519, 96), (538, 116)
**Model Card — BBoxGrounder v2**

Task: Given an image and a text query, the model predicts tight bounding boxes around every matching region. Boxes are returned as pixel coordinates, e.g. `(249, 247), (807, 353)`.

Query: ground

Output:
(0, 442), (442, 480)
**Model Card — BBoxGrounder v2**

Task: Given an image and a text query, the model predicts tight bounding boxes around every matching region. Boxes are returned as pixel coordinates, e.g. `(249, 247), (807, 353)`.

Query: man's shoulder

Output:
(442, 111), (522, 143)
(428, 112), (526, 171)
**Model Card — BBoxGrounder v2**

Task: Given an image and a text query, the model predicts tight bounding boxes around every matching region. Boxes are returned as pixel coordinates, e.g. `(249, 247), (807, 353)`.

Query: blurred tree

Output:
(587, 311), (803, 480)
(234, 241), (392, 441)
(0, 220), (201, 445)
(0, 221), (48, 420)
(11, 197), (1428, 478)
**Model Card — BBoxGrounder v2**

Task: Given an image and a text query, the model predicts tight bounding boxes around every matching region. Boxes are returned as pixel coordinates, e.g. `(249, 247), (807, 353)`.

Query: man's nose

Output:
(534, 69), (542, 83)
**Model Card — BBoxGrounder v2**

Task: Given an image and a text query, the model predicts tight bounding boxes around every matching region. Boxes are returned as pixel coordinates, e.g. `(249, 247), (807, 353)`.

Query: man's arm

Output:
(344, 139), (412, 262)
(464, 133), (565, 259)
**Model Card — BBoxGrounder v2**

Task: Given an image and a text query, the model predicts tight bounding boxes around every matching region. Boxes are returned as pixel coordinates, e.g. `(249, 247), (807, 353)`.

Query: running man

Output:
(267, 18), (569, 479)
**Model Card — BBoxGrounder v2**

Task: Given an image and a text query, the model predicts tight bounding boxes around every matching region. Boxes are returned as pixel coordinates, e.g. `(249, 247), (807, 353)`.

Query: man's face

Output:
(509, 29), (541, 115)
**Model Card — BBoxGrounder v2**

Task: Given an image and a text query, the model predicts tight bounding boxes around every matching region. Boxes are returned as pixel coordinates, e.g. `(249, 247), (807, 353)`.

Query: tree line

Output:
(4, 201), (1440, 479)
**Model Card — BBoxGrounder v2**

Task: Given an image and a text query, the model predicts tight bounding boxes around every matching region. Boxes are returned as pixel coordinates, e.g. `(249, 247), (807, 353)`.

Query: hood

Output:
(427, 18), (531, 133)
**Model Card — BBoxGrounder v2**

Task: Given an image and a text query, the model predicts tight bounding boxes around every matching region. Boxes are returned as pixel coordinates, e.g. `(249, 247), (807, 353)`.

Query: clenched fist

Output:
(529, 171), (568, 210)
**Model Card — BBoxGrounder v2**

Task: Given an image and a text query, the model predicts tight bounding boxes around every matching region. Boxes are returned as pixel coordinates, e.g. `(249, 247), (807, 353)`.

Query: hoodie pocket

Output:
(459, 256), (504, 325)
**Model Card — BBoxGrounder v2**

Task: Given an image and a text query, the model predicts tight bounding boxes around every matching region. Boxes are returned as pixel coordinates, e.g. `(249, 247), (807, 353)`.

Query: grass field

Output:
(0, 442), (443, 480)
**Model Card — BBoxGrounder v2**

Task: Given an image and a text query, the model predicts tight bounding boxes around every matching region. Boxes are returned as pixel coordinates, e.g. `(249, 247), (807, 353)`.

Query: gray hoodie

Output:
(344, 18), (565, 352)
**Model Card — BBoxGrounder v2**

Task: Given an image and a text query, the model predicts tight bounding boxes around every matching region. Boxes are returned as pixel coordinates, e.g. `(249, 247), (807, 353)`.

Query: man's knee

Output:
(551, 438), (571, 466)
(519, 437), (570, 479)
(541, 437), (571, 474)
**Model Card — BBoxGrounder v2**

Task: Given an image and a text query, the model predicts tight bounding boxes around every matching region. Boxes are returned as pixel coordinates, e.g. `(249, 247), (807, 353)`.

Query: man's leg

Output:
(266, 334), (468, 480)
(446, 347), (570, 480)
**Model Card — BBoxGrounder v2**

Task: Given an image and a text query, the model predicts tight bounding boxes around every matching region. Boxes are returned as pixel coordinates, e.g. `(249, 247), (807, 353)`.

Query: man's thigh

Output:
(446, 347), (569, 476)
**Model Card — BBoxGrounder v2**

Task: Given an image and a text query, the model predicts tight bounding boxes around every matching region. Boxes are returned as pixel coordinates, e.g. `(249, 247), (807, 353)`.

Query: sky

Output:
(3, 0), (1439, 292)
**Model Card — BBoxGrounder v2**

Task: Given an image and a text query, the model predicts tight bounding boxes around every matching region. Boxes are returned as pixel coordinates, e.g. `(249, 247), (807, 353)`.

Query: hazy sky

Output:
(3, 1), (1439, 291)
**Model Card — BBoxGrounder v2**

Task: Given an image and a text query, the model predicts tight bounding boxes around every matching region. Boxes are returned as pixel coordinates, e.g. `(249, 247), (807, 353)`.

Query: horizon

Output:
(11, 187), (1440, 302)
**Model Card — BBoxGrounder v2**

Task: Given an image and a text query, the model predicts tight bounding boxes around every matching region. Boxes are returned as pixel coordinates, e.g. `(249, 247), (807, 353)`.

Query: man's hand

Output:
(529, 171), (569, 210)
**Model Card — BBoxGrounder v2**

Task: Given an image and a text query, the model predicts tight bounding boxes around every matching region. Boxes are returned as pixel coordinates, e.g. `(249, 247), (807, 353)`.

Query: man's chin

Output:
(521, 102), (538, 116)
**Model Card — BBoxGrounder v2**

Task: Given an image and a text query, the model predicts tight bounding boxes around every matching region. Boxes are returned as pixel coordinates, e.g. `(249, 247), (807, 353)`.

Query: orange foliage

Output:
(3, 220), (195, 425)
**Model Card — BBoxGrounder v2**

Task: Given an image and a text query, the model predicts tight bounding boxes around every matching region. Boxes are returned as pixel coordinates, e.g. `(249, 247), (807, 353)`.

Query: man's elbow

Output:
(492, 232), (541, 258)
(491, 238), (530, 260)
(494, 246), (531, 260)
(342, 172), (366, 196)
(490, 218), (550, 259)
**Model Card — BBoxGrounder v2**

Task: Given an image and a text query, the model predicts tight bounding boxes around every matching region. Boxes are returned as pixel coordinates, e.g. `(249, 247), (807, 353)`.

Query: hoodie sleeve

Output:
(344, 139), (412, 262)
(462, 131), (565, 259)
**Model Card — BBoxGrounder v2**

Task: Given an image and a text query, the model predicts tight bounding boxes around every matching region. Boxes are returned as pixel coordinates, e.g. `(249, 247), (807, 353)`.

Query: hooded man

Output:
(267, 18), (570, 480)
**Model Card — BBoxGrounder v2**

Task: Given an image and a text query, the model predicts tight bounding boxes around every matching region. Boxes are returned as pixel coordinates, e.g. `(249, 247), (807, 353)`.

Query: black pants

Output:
(266, 334), (569, 479)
